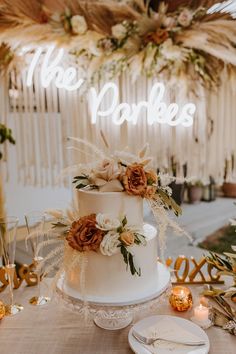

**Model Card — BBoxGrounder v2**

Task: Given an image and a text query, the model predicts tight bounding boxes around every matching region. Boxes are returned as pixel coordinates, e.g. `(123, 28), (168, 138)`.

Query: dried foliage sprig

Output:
(205, 246), (236, 298)
(0, 123), (15, 160)
(0, 43), (14, 74)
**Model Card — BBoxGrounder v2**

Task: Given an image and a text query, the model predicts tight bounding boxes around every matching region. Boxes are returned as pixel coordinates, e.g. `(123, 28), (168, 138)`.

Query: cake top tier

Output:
(78, 189), (143, 226)
(73, 144), (158, 199)
(71, 139), (181, 217)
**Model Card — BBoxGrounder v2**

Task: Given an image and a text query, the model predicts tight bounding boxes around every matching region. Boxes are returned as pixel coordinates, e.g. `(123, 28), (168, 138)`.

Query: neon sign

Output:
(89, 82), (195, 127)
(27, 46), (196, 127)
(26, 46), (84, 91)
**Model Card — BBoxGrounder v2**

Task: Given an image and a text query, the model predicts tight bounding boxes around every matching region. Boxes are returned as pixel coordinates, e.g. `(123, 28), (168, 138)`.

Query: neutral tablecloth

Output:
(0, 280), (235, 354)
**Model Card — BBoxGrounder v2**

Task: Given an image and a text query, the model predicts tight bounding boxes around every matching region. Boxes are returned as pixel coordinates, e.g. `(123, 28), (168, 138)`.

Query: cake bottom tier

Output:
(63, 224), (168, 304)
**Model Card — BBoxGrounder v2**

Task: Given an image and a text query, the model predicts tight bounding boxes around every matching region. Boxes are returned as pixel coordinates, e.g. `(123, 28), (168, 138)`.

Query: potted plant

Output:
(167, 157), (186, 205)
(202, 176), (216, 202)
(222, 183), (236, 198)
(222, 157), (236, 197)
(187, 181), (203, 204)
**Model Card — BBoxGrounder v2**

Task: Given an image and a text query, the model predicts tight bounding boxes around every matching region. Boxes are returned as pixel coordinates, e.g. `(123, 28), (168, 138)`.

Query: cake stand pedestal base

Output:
(56, 262), (171, 331)
(94, 310), (133, 330)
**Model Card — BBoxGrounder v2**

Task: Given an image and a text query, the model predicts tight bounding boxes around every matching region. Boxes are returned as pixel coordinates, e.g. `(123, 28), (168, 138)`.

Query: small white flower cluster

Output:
(71, 15), (88, 35)
(161, 186), (172, 196)
(160, 39), (186, 62)
(111, 20), (137, 40)
(177, 9), (193, 27)
(112, 23), (127, 39)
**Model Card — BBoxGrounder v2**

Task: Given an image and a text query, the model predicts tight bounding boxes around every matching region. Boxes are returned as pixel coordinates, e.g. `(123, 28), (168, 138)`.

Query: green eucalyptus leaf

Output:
(157, 188), (182, 216)
(52, 221), (68, 228)
(117, 226), (123, 233)
(75, 183), (88, 189)
(122, 216), (127, 227)
(129, 252), (136, 275)
(73, 174), (89, 180)
(120, 245), (128, 266)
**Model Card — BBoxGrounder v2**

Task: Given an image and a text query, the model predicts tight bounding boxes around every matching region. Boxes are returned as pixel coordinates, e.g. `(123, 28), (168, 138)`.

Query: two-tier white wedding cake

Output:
(51, 144), (178, 306)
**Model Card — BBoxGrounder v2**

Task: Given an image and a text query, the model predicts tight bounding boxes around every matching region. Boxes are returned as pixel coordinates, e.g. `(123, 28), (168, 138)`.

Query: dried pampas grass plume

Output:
(176, 19), (236, 66)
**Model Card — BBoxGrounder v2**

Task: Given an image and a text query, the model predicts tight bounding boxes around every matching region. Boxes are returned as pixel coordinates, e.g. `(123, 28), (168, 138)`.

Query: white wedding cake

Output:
(64, 190), (158, 304)
(51, 144), (178, 305)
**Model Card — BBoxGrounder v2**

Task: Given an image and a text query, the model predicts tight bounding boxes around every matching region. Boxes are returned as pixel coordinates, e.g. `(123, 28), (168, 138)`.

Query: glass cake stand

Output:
(55, 262), (171, 330)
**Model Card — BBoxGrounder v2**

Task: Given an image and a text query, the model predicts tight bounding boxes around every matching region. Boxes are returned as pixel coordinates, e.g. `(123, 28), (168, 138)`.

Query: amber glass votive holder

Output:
(169, 286), (193, 312)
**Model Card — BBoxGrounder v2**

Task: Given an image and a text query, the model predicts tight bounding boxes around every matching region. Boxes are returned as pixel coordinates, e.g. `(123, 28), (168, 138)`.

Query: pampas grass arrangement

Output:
(0, 0), (235, 86)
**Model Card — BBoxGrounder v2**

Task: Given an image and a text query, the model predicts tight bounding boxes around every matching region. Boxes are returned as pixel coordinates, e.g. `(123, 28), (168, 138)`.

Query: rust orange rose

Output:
(66, 214), (104, 252)
(120, 231), (135, 246)
(144, 29), (169, 45)
(123, 163), (147, 196)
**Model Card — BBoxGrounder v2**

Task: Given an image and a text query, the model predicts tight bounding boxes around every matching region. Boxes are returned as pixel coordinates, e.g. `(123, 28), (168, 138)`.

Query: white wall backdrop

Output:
(4, 139), (71, 225)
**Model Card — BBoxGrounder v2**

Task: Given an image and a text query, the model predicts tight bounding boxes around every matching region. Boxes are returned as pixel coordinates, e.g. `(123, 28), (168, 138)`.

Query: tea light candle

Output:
(169, 286), (193, 312)
(191, 303), (212, 329)
(194, 304), (209, 322)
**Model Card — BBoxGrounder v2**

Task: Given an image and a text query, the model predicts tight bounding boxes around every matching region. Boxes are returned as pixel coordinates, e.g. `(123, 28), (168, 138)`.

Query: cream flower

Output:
(178, 9), (193, 27)
(71, 15), (88, 35)
(161, 39), (184, 61)
(100, 231), (120, 256)
(111, 23), (127, 39)
(96, 213), (121, 231)
(92, 159), (121, 182)
(162, 16), (176, 29)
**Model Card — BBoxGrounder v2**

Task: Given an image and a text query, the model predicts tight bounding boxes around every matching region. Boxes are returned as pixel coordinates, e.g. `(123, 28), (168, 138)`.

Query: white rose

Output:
(111, 23), (127, 39)
(100, 231), (120, 256)
(96, 213), (121, 231)
(161, 39), (184, 61)
(92, 159), (121, 182)
(162, 16), (176, 29)
(178, 9), (193, 27)
(71, 15), (88, 35)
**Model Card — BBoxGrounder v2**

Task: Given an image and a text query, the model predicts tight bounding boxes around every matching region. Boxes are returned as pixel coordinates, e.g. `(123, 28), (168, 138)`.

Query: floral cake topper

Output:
(71, 135), (181, 217)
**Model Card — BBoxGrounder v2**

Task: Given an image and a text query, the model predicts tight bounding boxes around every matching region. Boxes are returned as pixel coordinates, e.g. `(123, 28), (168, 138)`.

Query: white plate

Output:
(128, 315), (210, 354)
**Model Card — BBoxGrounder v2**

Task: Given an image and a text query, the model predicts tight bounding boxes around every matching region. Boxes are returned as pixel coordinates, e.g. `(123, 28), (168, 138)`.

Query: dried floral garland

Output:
(0, 0), (235, 87)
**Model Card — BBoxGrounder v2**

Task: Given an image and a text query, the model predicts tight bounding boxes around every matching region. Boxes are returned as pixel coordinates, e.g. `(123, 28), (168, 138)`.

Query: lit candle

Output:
(169, 286), (193, 312)
(200, 296), (209, 307)
(193, 304), (209, 322)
